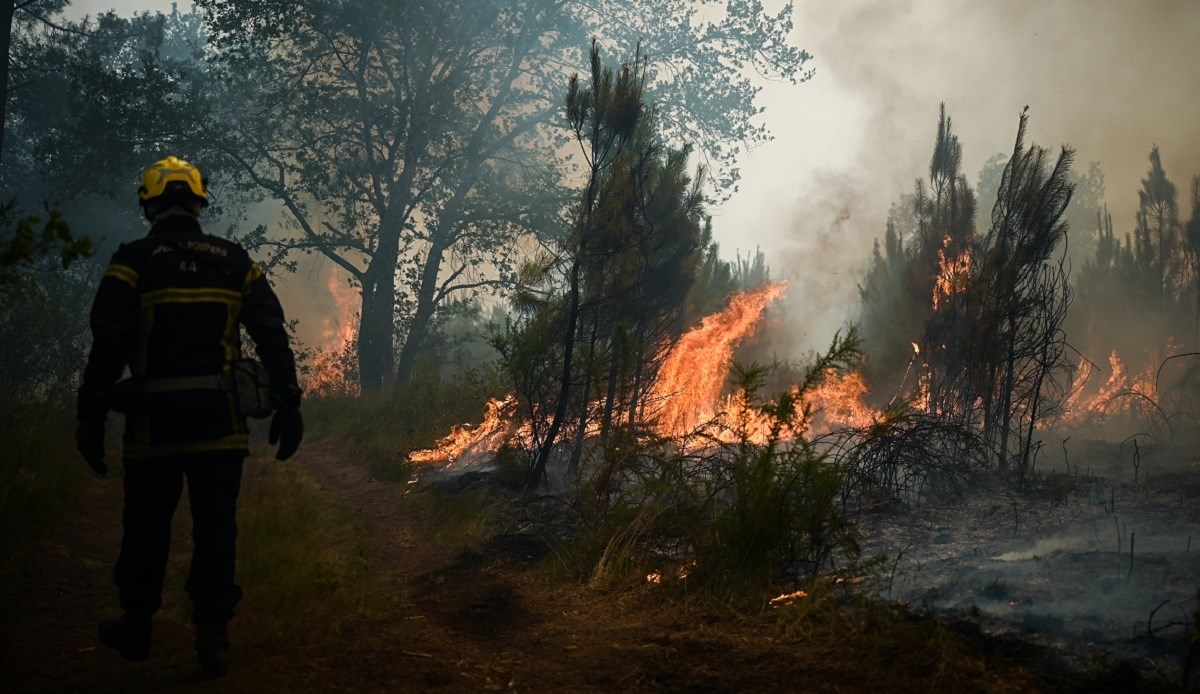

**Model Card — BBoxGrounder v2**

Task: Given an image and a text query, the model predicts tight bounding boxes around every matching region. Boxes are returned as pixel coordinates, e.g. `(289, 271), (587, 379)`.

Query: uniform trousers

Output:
(115, 454), (245, 625)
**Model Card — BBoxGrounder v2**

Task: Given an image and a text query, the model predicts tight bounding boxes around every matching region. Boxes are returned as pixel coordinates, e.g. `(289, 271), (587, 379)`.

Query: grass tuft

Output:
(232, 460), (378, 637)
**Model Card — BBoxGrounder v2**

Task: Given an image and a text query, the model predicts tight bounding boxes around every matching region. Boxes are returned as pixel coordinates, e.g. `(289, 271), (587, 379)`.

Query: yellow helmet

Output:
(138, 155), (208, 207)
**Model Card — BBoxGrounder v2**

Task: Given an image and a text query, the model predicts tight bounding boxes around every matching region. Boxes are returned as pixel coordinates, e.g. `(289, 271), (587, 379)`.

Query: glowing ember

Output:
(769, 589), (808, 607)
(651, 282), (789, 436)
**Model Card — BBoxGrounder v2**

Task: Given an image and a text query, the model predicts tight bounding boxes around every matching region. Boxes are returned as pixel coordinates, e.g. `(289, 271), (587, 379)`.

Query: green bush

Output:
(556, 330), (869, 603)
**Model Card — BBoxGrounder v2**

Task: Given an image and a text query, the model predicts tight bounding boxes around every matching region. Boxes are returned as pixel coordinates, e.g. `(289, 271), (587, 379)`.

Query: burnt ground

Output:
(0, 444), (1184, 692)
(864, 439), (1200, 683)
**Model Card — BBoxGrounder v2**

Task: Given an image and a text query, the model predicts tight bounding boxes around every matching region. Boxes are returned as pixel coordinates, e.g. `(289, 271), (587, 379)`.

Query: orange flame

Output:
(932, 236), (972, 311)
(409, 395), (521, 466)
(650, 283), (788, 436)
(1056, 341), (1178, 427)
(806, 370), (879, 431)
(411, 281), (882, 466)
(307, 267), (360, 396)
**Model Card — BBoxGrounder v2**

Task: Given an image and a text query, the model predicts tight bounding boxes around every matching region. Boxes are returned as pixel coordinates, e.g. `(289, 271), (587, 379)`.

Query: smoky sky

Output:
(66, 1), (1200, 355)
(718, 0), (1200, 354)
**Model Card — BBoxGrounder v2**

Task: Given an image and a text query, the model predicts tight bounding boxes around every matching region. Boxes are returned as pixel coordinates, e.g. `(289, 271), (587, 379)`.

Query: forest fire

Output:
(409, 283), (791, 465)
(307, 268), (360, 397)
(411, 282), (883, 466)
(649, 282), (789, 436)
(408, 395), (523, 465)
(1056, 346), (1172, 428)
(805, 370), (878, 431)
(932, 236), (972, 311)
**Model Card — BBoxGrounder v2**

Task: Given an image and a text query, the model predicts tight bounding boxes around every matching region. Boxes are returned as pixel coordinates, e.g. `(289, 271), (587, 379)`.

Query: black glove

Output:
(75, 420), (107, 476)
(268, 408), (303, 461)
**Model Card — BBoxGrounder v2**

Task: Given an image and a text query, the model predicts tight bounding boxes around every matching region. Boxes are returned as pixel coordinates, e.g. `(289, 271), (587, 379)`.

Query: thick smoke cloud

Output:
(719, 0), (1200, 355)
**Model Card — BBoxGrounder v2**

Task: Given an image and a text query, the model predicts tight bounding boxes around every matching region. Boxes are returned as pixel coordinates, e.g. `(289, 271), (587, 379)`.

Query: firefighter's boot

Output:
(195, 621), (230, 678)
(98, 614), (152, 662)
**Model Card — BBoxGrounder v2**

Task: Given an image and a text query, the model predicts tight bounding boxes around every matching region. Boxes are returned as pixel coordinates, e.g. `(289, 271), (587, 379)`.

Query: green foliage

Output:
(0, 201), (94, 403)
(490, 308), (566, 475)
(685, 221), (741, 320)
(0, 205), (95, 404)
(192, 0), (809, 390)
(5, 6), (211, 210)
(0, 202), (91, 277)
(859, 103), (976, 399)
(690, 334), (864, 597)
(555, 330), (868, 604)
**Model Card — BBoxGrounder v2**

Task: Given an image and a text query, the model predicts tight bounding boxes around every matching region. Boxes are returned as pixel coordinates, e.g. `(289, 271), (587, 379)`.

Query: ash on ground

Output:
(863, 439), (1200, 681)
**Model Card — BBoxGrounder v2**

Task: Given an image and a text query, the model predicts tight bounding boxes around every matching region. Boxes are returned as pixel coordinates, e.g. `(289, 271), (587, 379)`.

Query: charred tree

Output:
(972, 109), (1075, 477)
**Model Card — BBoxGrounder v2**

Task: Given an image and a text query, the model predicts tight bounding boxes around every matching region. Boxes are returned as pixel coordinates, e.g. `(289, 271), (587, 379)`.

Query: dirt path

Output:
(1, 447), (1058, 692)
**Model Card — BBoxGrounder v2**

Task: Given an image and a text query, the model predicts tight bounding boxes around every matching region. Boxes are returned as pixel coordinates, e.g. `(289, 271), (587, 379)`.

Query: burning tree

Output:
(499, 45), (715, 489)
(862, 107), (1077, 482)
(859, 104), (976, 403)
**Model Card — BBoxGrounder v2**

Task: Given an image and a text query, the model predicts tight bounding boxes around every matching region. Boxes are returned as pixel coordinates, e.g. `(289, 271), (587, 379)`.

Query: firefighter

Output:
(74, 155), (303, 677)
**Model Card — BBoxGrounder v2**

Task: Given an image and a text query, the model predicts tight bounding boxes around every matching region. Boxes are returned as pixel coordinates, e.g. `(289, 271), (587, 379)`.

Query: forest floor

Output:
(0, 444), (1175, 693)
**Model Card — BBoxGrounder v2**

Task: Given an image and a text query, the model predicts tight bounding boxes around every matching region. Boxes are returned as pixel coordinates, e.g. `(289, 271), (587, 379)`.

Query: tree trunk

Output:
(1021, 351), (1049, 476)
(394, 238), (448, 387)
(627, 325), (647, 426)
(0, 1), (16, 170)
(528, 257), (582, 490)
(600, 344), (620, 442)
(357, 280), (392, 393)
(568, 319), (598, 477)
(357, 227), (402, 392)
(997, 331), (1016, 474)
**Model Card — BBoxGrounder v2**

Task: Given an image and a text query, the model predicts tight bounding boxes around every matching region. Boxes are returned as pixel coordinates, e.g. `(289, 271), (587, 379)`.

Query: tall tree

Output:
(528, 42), (644, 488)
(971, 109), (1074, 475)
(858, 104), (975, 404)
(1184, 176), (1200, 343)
(1136, 145), (1179, 312)
(1, 0), (73, 169)
(195, 0), (811, 392)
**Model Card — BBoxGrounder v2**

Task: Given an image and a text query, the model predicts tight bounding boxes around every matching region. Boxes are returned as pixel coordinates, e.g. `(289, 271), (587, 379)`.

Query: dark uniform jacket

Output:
(78, 215), (298, 459)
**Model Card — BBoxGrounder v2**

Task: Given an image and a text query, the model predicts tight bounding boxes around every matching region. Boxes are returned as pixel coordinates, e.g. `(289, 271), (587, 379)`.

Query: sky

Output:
(68, 0), (1200, 353)
(716, 0), (1200, 350)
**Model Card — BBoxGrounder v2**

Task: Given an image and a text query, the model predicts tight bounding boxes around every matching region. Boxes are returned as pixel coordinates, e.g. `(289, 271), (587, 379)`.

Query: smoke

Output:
(719, 0), (1200, 356)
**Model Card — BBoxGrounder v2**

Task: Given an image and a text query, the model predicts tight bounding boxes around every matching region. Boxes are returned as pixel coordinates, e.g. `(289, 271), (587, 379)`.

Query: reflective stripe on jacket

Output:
(78, 215), (298, 459)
